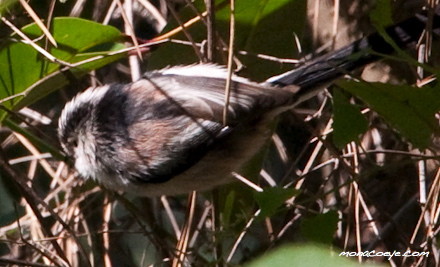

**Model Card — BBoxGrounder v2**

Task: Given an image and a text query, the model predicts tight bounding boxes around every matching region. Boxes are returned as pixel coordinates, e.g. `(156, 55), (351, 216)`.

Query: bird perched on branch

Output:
(58, 7), (440, 196)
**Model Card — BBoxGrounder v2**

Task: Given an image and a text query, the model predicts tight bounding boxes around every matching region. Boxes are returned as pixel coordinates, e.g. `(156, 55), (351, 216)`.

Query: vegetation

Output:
(0, 0), (438, 266)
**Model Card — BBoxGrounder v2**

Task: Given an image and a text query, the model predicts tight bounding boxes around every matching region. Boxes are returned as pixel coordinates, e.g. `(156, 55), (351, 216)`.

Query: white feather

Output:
(58, 85), (110, 132)
(154, 64), (255, 85)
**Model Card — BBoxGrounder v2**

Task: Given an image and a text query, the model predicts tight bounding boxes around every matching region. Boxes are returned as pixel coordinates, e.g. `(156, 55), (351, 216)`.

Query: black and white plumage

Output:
(59, 65), (301, 195)
(58, 8), (439, 196)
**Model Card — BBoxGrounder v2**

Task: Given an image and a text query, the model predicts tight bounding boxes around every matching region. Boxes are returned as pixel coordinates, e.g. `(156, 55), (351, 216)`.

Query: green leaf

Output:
(148, 0), (307, 81)
(221, 190), (236, 225)
(0, 173), (24, 227)
(332, 88), (368, 148)
(368, 0), (435, 77)
(0, 0), (18, 15)
(300, 211), (339, 244)
(338, 80), (440, 149)
(0, 17), (125, 119)
(370, 0), (393, 28)
(254, 187), (298, 218)
(245, 244), (384, 267)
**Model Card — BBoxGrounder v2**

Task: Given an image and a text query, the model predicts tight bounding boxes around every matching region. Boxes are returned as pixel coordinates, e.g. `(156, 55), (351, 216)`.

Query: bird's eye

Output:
(67, 136), (78, 148)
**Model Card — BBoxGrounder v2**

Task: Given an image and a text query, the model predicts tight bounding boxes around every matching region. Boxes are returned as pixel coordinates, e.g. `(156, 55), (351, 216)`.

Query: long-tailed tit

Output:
(58, 8), (439, 196)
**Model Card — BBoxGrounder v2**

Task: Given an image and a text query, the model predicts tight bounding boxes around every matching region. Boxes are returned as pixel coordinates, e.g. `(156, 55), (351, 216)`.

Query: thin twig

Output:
(172, 192), (197, 267)
(222, 0), (235, 125)
(232, 172), (263, 192)
(0, 150), (91, 267)
(204, 0), (215, 61)
(1, 17), (71, 66)
(161, 196), (182, 238)
(19, 0), (57, 47)
(226, 209), (261, 262)
(137, 0), (167, 31)
(102, 196), (112, 267)
(116, 0), (142, 79)
(163, 1), (204, 61)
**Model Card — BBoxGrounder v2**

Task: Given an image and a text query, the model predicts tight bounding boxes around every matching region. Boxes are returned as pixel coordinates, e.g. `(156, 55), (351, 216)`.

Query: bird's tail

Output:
(267, 6), (440, 101)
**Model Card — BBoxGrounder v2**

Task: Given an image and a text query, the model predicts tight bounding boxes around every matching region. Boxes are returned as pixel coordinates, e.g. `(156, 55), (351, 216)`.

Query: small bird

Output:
(58, 8), (439, 196)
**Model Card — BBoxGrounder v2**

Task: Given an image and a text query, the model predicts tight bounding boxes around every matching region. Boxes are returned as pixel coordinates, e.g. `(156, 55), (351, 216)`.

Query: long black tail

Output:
(267, 6), (440, 94)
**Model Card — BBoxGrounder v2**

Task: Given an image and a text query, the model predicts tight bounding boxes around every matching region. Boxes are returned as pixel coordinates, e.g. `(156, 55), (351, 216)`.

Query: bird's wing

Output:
(144, 64), (300, 124)
(112, 66), (297, 183)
